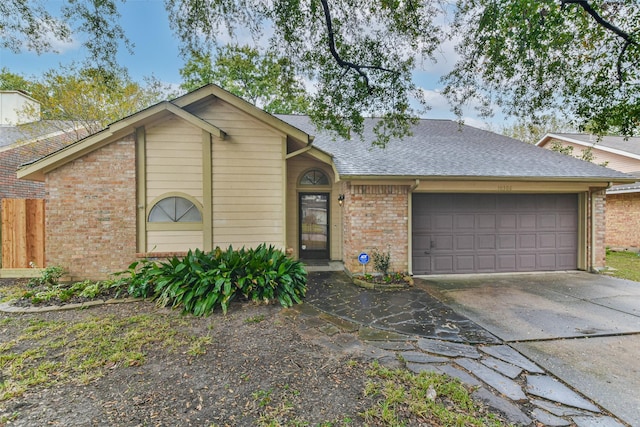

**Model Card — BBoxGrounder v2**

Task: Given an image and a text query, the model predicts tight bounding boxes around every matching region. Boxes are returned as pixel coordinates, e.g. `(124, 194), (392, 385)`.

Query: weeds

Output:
(0, 314), (210, 401)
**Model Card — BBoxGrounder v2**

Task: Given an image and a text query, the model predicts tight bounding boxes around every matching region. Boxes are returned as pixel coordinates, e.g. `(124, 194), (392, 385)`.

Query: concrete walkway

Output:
(304, 271), (630, 427)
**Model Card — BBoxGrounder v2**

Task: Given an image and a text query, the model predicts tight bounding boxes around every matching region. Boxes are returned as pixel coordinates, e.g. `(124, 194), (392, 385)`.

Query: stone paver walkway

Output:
(301, 271), (627, 427)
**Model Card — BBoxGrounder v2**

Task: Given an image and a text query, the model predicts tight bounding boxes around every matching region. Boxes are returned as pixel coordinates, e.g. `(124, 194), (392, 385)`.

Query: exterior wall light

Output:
(338, 194), (345, 206)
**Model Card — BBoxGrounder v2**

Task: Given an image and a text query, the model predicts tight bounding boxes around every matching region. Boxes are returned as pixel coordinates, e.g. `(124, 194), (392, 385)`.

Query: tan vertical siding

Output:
(145, 116), (204, 205)
(191, 99), (286, 249)
(146, 231), (203, 252)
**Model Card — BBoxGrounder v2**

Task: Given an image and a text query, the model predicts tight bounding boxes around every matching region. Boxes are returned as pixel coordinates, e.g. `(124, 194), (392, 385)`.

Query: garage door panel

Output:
(433, 256), (454, 272)
(519, 234), (537, 249)
(498, 214), (517, 229)
(412, 193), (578, 274)
(455, 256), (475, 271)
(558, 233), (577, 248)
(477, 235), (496, 249)
(538, 253), (557, 269)
(498, 255), (516, 270)
(456, 214), (475, 229)
(539, 233), (557, 249)
(538, 214), (557, 229)
(433, 215), (453, 229)
(478, 215), (496, 229)
(519, 214), (537, 228)
(456, 235), (474, 250)
(477, 255), (497, 271)
(518, 254), (536, 269)
(498, 234), (516, 249)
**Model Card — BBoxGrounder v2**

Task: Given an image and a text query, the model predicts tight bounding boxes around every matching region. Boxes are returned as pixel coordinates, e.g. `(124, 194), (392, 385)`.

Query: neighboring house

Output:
(1, 91), (90, 270)
(16, 85), (635, 280)
(537, 133), (640, 251)
(0, 91), (90, 200)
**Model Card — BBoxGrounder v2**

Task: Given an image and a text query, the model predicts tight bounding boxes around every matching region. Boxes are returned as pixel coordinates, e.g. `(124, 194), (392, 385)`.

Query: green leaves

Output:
(118, 245), (307, 316)
(444, 0), (640, 136)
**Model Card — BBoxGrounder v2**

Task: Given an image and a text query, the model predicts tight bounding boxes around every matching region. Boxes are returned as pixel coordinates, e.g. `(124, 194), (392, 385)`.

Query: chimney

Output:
(0, 90), (41, 126)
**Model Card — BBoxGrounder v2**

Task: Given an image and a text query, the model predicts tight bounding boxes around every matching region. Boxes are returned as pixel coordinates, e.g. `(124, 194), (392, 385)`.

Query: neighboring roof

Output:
(0, 120), (81, 149)
(278, 115), (634, 181)
(536, 133), (640, 160)
(608, 181), (640, 194)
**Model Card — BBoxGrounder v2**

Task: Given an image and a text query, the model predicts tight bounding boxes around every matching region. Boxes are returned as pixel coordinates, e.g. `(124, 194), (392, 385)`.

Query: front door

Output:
(299, 193), (329, 259)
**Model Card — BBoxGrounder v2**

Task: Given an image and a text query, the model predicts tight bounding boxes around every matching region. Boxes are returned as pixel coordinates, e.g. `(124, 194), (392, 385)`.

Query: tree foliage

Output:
(166, 0), (443, 146)
(180, 45), (310, 114)
(500, 115), (575, 145)
(1, 65), (171, 138)
(444, 0), (639, 137)
(3, 0), (639, 143)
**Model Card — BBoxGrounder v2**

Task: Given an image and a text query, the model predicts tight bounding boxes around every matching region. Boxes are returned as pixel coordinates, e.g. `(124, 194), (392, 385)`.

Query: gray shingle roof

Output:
(550, 133), (640, 157)
(277, 115), (632, 180)
(0, 121), (79, 148)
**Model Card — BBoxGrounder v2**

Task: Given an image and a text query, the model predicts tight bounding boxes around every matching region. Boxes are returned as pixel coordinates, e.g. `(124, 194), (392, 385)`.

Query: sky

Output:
(0, 0), (508, 131)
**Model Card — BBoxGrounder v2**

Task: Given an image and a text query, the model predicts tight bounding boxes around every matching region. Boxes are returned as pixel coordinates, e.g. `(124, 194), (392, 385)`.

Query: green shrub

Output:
(371, 249), (391, 276)
(118, 244), (307, 315)
(28, 265), (66, 287)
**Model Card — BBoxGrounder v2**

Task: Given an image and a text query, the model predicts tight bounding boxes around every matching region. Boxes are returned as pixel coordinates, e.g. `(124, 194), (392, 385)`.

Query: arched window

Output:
(299, 169), (329, 186)
(148, 196), (202, 223)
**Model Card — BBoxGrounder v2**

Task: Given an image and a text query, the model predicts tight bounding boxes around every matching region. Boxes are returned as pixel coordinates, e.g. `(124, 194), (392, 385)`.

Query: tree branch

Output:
(319, 0), (398, 91)
(561, 0), (637, 46)
(562, 0), (637, 86)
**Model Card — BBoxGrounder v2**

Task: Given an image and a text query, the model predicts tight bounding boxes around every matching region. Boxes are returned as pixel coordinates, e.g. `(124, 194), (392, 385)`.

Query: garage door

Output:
(412, 194), (578, 274)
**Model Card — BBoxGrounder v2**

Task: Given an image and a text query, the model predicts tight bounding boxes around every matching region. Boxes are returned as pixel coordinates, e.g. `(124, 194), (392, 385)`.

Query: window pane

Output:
(148, 197), (202, 222)
(300, 170), (329, 185)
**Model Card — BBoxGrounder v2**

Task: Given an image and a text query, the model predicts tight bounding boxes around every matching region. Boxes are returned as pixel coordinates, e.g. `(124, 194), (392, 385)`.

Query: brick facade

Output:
(342, 184), (409, 273)
(591, 189), (607, 270)
(45, 136), (137, 280)
(606, 192), (640, 250)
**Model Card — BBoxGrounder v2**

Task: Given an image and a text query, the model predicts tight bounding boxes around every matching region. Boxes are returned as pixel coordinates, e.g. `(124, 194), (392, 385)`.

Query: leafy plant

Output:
(28, 266), (65, 287)
(111, 259), (159, 298)
(371, 249), (391, 276)
(117, 244), (307, 316)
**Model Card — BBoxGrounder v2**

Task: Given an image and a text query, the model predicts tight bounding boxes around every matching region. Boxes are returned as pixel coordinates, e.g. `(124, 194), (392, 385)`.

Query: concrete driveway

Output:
(419, 272), (640, 427)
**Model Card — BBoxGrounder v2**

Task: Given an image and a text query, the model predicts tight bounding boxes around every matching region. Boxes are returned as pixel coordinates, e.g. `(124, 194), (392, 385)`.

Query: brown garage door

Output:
(412, 194), (578, 274)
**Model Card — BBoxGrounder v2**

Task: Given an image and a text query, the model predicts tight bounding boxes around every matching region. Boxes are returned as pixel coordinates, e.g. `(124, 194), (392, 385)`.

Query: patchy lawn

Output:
(0, 279), (509, 427)
(606, 250), (640, 282)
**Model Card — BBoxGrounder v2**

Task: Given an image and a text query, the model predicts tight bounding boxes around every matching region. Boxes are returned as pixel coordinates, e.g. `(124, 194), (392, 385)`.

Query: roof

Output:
(18, 85), (312, 181)
(16, 84), (635, 184)
(278, 115), (634, 181)
(537, 133), (640, 159)
(0, 121), (81, 149)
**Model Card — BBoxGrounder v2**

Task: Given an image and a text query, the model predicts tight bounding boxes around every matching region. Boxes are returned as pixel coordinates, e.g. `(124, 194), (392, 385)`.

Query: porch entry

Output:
(299, 193), (329, 259)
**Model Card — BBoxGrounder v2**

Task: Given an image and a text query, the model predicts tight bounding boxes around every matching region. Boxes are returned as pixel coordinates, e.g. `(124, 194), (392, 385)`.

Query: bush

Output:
(118, 244), (307, 315)
(371, 249), (391, 276)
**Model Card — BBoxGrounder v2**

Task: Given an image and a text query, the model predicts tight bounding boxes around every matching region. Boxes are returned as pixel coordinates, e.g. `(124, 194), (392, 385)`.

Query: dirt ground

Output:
(0, 278), (510, 427)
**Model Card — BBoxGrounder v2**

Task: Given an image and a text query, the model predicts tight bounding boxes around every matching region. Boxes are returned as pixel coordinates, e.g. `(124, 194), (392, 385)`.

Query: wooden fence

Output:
(1, 199), (45, 269)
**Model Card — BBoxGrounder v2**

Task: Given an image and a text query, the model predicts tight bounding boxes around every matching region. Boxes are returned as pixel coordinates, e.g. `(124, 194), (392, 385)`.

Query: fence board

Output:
(1, 199), (45, 269)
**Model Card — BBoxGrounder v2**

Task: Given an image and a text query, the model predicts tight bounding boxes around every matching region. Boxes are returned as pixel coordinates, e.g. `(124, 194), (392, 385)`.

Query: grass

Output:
(605, 250), (640, 282)
(361, 362), (504, 426)
(0, 313), (195, 401)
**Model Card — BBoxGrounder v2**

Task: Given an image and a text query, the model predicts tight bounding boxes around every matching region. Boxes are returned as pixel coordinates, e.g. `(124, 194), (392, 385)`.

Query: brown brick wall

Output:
(45, 136), (137, 280)
(590, 189), (607, 270)
(606, 192), (640, 250)
(342, 184), (409, 273)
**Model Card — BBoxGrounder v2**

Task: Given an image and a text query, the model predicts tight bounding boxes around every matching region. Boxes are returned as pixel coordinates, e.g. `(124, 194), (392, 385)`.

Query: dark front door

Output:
(299, 193), (329, 259)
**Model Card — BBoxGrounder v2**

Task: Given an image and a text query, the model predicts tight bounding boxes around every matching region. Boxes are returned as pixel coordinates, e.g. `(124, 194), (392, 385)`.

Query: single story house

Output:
(17, 85), (635, 280)
(537, 133), (640, 251)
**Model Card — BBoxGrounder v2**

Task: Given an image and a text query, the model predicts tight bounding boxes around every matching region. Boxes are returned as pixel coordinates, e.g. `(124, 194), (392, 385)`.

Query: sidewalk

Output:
(299, 271), (628, 427)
